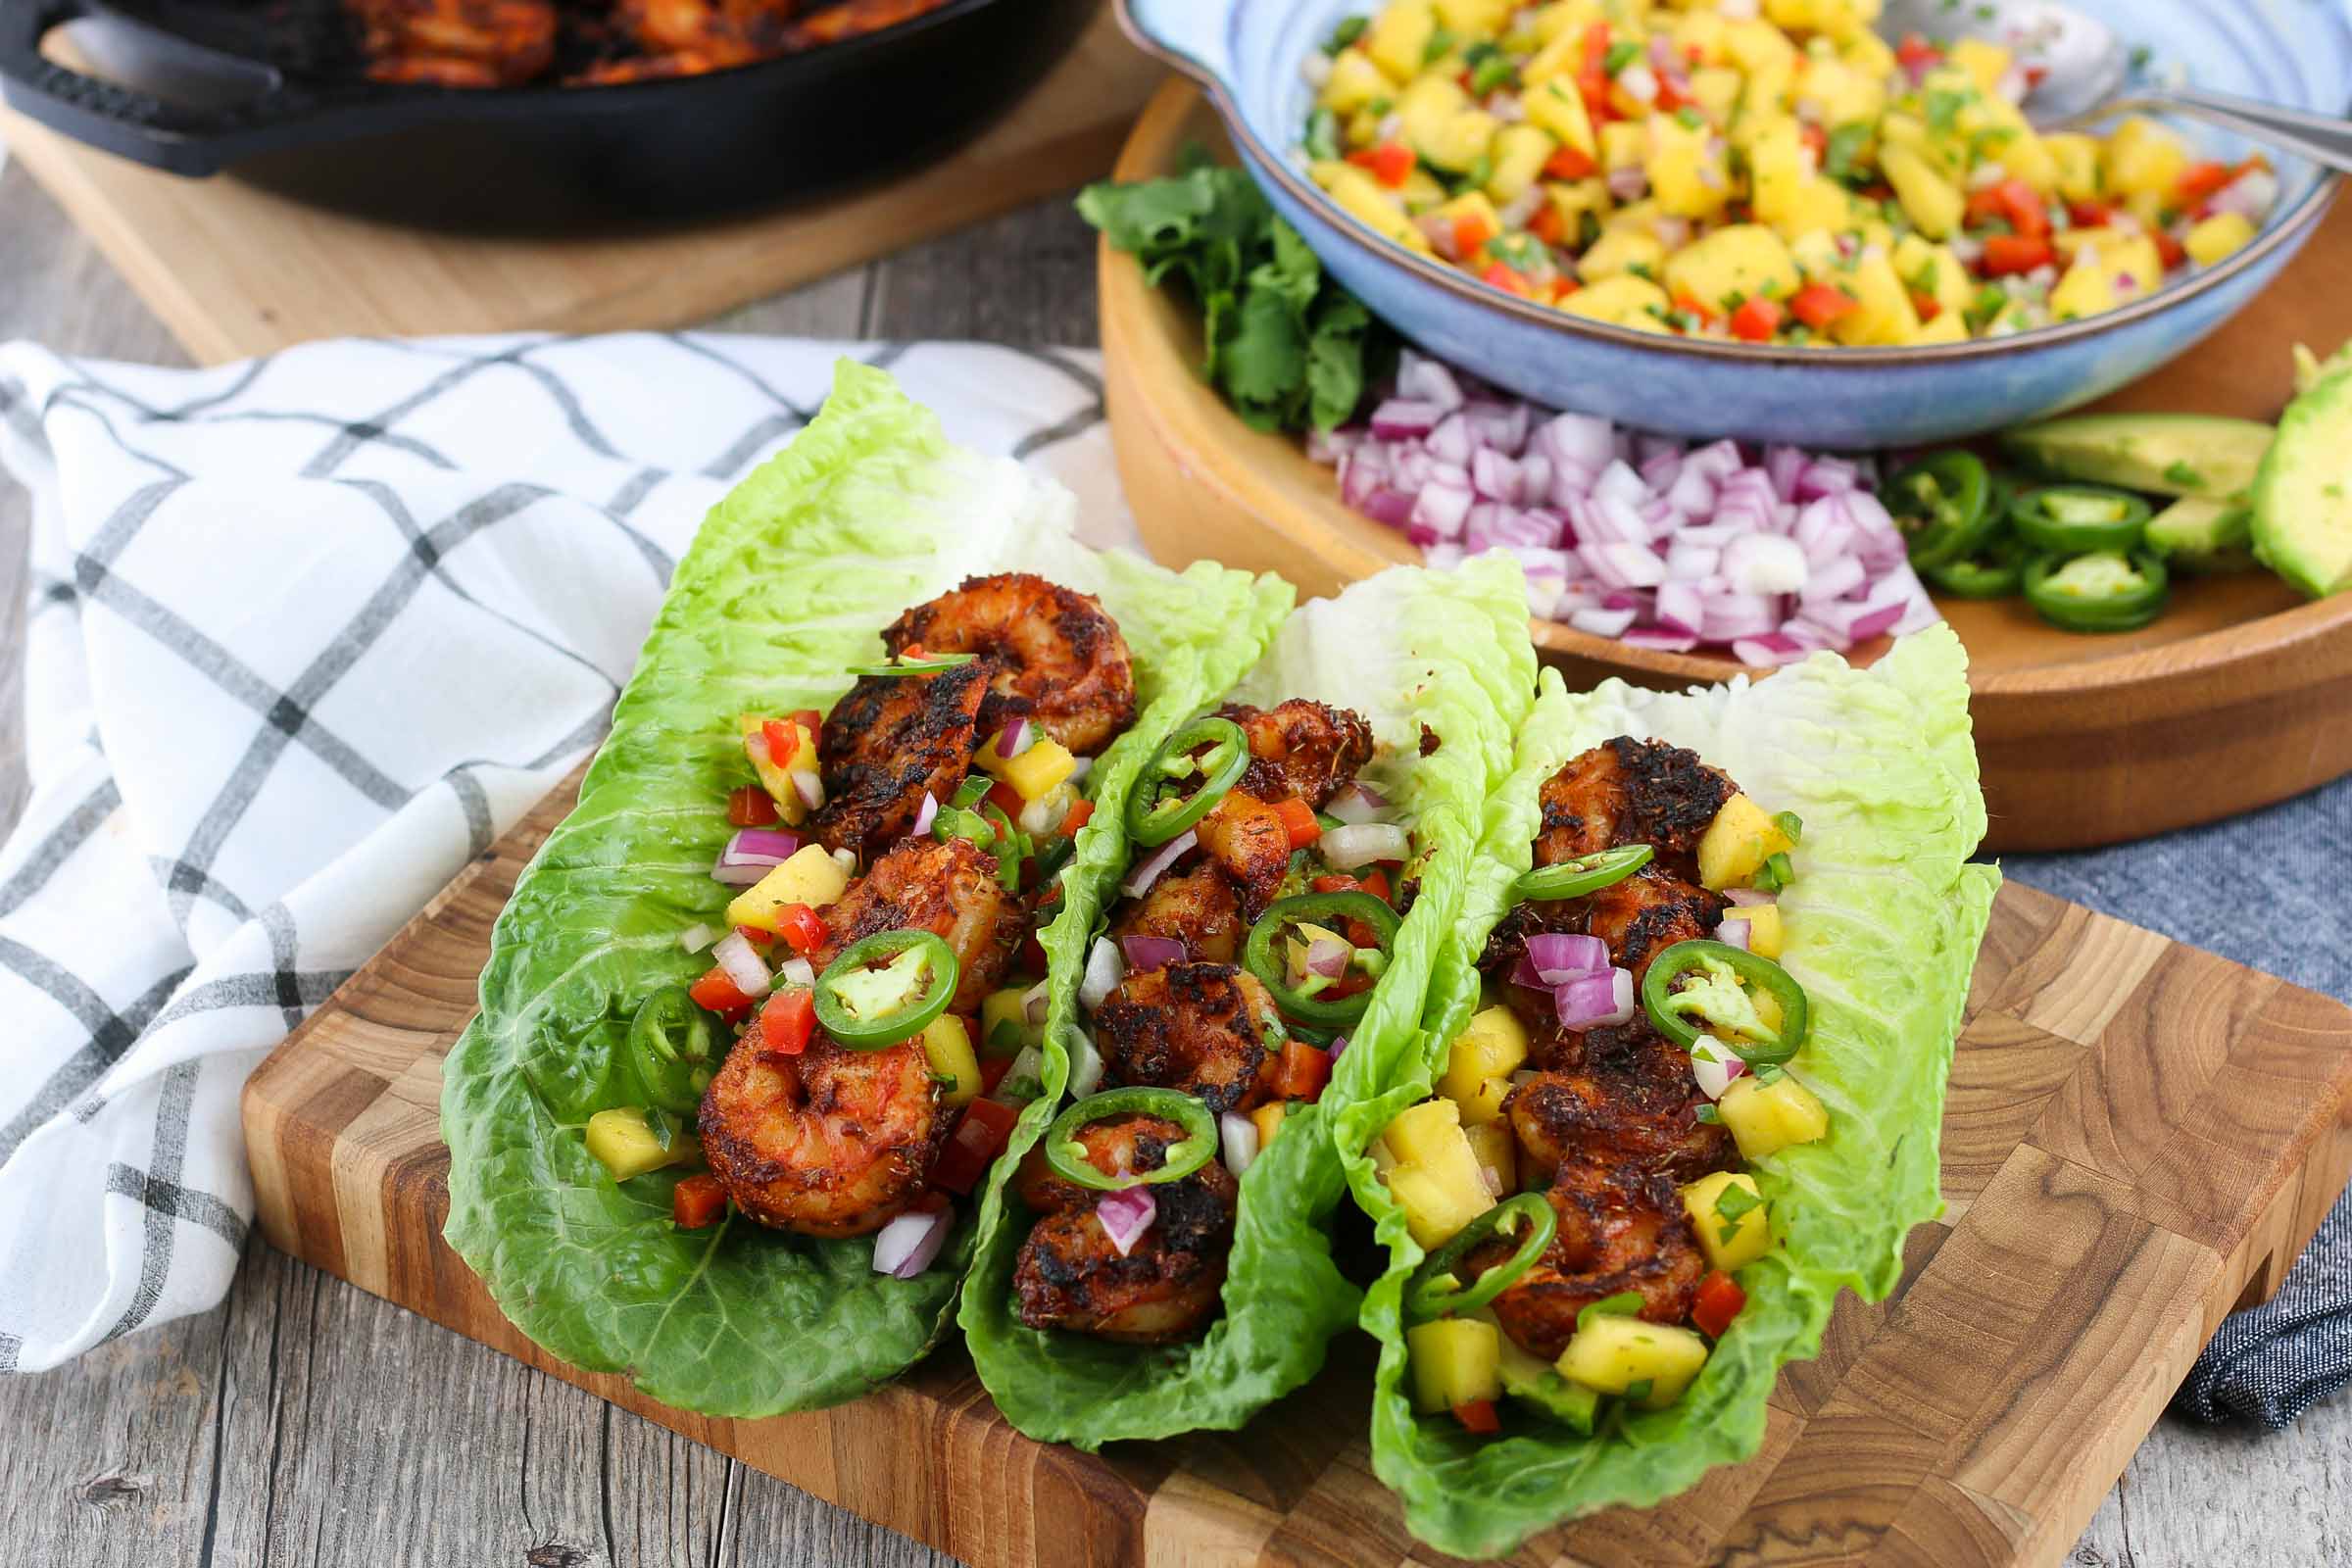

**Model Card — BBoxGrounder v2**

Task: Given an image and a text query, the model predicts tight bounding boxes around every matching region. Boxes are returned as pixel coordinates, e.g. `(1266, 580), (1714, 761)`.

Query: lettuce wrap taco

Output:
(440, 362), (1292, 1415)
(958, 553), (1541, 1447)
(1338, 627), (1999, 1557)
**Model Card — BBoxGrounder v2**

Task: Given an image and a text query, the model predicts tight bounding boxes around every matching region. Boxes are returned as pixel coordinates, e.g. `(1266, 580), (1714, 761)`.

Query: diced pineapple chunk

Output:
(1396, 74), (1469, 150)
(1945, 36), (2012, 96)
(1740, 903), (1785, 959)
(2103, 116), (2188, 198)
(921, 1014), (981, 1106)
(1840, 27), (1895, 79)
(980, 735), (1076, 802)
(1384, 1099), (1495, 1246)
(2044, 132), (2103, 203)
(979, 987), (1034, 1055)
(1523, 78), (1598, 162)
(1444, 1006), (1530, 1094)
(1776, 178), (1860, 242)
(1463, 1120), (1517, 1196)
(1697, 794), (1795, 890)
(1421, 109), (1500, 173)
(740, 713), (817, 823)
(1746, 121), (1807, 227)
(2048, 257), (2116, 321)
(1580, 226), (1664, 282)
(1892, 235), (1970, 320)
(1662, 225), (1800, 317)
(726, 844), (851, 930)
(1599, 119), (1648, 172)
(1321, 50), (1391, 117)
(1725, 19), (1795, 111)
(1309, 162), (1435, 253)
(1252, 1101), (1290, 1152)
(1680, 1170), (1772, 1272)
(1386, 1097), (1476, 1169)
(1557, 1314), (1711, 1406)
(1718, 1074), (1830, 1160)
(2185, 212), (2256, 267)
(1519, 27), (1585, 86)
(1881, 143), (1963, 239)
(1688, 67), (1741, 122)
(1544, 177), (1611, 238)
(1366, 0), (1438, 81)
(1792, 58), (1883, 129)
(1434, 0), (1510, 31)
(1408, 1317), (1503, 1412)
(1669, 8), (1728, 65)
(1561, 275), (1672, 331)
(1432, 189), (1505, 249)
(586, 1107), (692, 1182)
(1486, 124), (1558, 203)
(1646, 112), (1729, 220)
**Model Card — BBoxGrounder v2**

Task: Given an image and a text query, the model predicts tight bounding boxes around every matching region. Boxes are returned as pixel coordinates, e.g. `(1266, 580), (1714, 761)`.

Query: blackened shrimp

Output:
(1011, 1114), (1239, 1343)
(1478, 1160), (1708, 1361)
(1533, 737), (1735, 878)
(1584, 865), (1726, 988)
(883, 572), (1137, 755)
(809, 836), (1026, 1015)
(1094, 961), (1282, 1117)
(810, 661), (988, 859)
(1217, 700), (1376, 808)
(1191, 792), (1293, 919)
(1505, 1022), (1735, 1186)
(699, 1034), (944, 1238)
(1110, 863), (1245, 965)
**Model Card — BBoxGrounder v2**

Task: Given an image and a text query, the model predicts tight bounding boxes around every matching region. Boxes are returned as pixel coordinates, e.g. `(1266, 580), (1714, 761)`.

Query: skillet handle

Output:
(1113, 0), (1231, 86)
(0, 0), (282, 175)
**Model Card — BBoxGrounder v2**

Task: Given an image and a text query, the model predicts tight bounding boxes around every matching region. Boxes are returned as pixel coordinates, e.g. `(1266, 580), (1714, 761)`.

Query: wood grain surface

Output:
(0, 6), (1163, 364)
(1101, 83), (2352, 857)
(4, 148), (2351, 1566)
(233, 766), (2352, 1567)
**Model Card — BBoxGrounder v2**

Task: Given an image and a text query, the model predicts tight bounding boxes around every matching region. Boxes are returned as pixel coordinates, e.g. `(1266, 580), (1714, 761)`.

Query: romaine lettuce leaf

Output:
(1341, 625), (1999, 1558)
(440, 361), (1289, 1417)
(958, 554), (1538, 1448)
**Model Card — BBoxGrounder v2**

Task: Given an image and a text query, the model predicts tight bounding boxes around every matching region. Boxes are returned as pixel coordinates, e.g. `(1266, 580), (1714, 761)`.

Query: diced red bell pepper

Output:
(1021, 930), (1050, 975)
(1788, 283), (1860, 330)
(1451, 1398), (1501, 1435)
(977, 1053), (1016, 1098)
(1277, 1040), (1335, 1102)
(734, 924), (774, 949)
(1543, 145), (1596, 181)
(1894, 32), (1942, 73)
(1273, 797), (1321, 849)
(1309, 873), (1360, 895)
(789, 707), (822, 734)
(1799, 122), (1827, 164)
(689, 966), (759, 1015)
(1692, 1269), (1747, 1339)
(1909, 290), (1942, 322)
(1358, 868), (1392, 904)
(1454, 213), (1497, 261)
(2154, 227), (2187, 270)
(1480, 261), (1535, 298)
(1965, 178), (2049, 239)
(775, 903), (829, 956)
(1979, 234), (2054, 276)
(1548, 276), (1581, 304)
(757, 985), (816, 1055)
(932, 1097), (1021, 1196)
(672, 1173), (727, 1229)
(2175, 160), (2235, 206)
(762, 718), (801, 771)
(1527, 203), (1567, 246)
(1730, 294), (1784, 343)
(2067, 199), (2115, 227)
(726, 785), (779, 826)
(1670, 291), (1719, 330)
(1348, 141), (1415, 188)
(1058, 797), (1095, 838)
(986, 779), (1026, 819)
(1579, 21), (1610, 78)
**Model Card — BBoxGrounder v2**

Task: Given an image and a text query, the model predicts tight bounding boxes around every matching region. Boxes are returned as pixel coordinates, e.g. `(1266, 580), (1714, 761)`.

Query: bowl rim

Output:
(1116, 0), (2345, 368)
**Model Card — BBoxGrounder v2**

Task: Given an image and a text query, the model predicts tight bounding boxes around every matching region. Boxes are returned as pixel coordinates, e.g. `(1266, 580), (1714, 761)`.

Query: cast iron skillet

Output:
(0, 0), (1097, 222)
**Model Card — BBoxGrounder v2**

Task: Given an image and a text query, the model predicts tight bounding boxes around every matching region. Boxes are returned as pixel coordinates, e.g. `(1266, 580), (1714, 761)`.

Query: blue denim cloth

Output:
(2004, 771), (2352, 1428)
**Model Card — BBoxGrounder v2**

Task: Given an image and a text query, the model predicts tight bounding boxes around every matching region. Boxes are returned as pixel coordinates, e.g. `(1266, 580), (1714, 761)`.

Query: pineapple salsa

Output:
(1301, 0), (2278, 345)
(1370, 737), (1823, 1432)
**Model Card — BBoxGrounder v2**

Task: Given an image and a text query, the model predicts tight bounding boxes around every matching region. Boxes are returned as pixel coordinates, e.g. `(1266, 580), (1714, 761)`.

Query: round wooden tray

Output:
(1102, 81), (2352, 853)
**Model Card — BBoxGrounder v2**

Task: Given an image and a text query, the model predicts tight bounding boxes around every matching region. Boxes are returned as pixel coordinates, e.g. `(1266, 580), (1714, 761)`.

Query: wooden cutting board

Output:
(238, 765), (2352, 1567)
(0, 8), (1163, 365)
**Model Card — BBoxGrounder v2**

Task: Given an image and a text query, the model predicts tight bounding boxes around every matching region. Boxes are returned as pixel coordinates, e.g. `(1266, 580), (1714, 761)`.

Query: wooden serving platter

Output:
(1101, 83), (2352, 855)
(0, 7), (1164, 365)
(241, 765), (2352, 1568)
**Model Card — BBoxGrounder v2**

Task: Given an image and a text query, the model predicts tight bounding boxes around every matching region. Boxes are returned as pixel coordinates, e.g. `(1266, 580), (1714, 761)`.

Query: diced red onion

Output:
(726, 827), (803, 865)
(1304, 938), (1350, 979)
(1329, 1034), (1349, 1058)
(677, 922), (718, 954)
(1397, 355), (1465, 411)
(1121, 828), (1197, 898)
(1325, 782), (1391, 825)
(792, 770), (824, 809)
(1081, 936), (1126, 1010)
(1724, 533), (1809, 596)
(1121, 934), (1187, 973)
(1622, 627), (1701, 653)
(1714, 917), (1751, 951)
(1096, 1186), (1157, 1256)
(778, 956), (816, 989)
(1606, 165), (1648, 201)
(1528, 932), (1608, 981)
(1220, 1110), (1260, 1179)
(711, 859), (768, 886)
(872, 1206), (952, 1279)
(1555, 967), (1636, 1030)
(831, 847), (858, 875)
(911, 791), (939, 838)
(992, 1044), (1046, 1103)
(1066, 1023), (1104, 1100)
(712, 929), (772, 998)
(1323, 821), (1412, 869)
(1732, 632), (1812, 667)
(1427, 413), (1477, 466)
(995, 717), (1033, 760)
(1023, 978), (1053, 1025)
(1691, 1036), (1747, 1101)
(1724, 887), (1777, 907)
(1570, 606), (1638, 638)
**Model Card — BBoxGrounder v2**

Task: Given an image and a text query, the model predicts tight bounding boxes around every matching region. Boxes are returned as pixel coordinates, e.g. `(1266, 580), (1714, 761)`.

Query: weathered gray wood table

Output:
(1, 156), (2345, 1567)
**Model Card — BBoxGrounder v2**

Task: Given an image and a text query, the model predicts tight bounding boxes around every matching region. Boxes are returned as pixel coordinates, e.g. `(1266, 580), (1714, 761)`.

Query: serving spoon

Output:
(1878, 0), (2352, 174)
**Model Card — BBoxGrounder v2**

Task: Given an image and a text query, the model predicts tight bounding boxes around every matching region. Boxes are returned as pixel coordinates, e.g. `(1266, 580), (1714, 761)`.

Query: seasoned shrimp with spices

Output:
(1533, 738), (1735, 878)
(1506, 1020), (1736, 1186)
(1011, 1114), (1239, 1343)
(353, 0), (557, 83)
(1191, 791), (1294, 919)
(1584, 866), (1726, 988)
(883, 572), (1137, 755)
(1094, 961), (1282, 1117)
(1217, 700), (1375, 808)
(1477, 1160), (1708, 1362)
(809, 661), (987, 859)
(1110, 863), (1245, 965)
(699, 1034), (944, 1239)
(810, 836), (1025, 1014)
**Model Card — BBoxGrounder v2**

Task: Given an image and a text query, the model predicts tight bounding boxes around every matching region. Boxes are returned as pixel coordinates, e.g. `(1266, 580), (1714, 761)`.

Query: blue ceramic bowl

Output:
(1118, 0), (2348, 447)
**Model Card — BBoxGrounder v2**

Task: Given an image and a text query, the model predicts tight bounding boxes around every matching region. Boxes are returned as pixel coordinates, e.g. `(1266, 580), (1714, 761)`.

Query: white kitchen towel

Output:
(0, 333), (1132, 1372)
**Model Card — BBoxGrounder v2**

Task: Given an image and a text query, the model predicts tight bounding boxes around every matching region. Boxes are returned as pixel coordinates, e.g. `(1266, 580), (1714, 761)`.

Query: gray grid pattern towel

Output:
(0, 330), (2343, 1432)
(2008, 776), (2352, 1429)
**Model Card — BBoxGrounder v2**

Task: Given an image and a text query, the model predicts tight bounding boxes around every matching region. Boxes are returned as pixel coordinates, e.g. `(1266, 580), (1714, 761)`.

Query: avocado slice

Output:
(1497, 1336), (1599, 1434)
(2145, 495), (2256, 574)
(2252, 368), (2352, 598)
(2001, 413), (2274, 499)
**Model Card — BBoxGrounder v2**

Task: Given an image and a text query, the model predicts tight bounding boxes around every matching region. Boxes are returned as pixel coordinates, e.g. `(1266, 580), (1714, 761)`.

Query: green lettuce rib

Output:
(958, 553), (1538, 1448)
(440, 361), (1288, 1417)
(1342, 625), (2000, 1558)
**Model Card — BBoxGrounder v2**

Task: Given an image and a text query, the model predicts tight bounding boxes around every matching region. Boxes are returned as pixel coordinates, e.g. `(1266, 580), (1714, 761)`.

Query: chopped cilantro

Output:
(1712, 1183), (1764, 1247)
(1422, 24), (1455, 64)
(1925, 87), (1973, 134)
(1603, 39), (1642, 74)
(1324, 15), (1366, 54)
(1577, 1291), (1645, 1331)
(1675, 105), (1705, 130)
(1823, 122), (1874, 188)
(2165, 460), (2205, 488)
